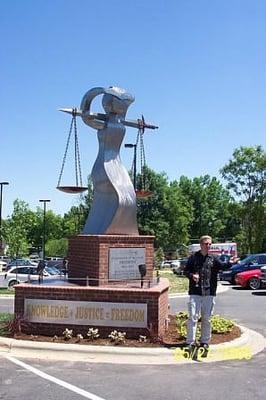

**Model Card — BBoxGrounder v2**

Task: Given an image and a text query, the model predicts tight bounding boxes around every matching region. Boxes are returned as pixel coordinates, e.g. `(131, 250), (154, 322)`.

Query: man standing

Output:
(183, 235), (238, 353)
(37, 259), (46, 284)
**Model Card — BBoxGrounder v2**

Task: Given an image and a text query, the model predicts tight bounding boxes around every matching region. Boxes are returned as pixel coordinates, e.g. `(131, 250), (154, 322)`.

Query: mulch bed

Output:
(162, 315), (241, 347)
(2, 315), (241, 348)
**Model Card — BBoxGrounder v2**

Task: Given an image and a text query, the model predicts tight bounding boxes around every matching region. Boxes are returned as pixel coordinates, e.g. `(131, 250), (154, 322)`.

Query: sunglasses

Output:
(202, 242), (212, 246)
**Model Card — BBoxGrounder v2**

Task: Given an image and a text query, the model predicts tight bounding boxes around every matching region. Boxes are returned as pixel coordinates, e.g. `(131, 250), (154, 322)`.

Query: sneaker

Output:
(186, 343), (198, 360)
(199, 343), (209, 358)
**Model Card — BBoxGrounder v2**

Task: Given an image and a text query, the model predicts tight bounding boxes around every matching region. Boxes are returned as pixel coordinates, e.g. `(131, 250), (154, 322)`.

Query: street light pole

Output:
(0, 181), (9, 253)
(39, 199), (50, 260)
(124, 143), (137, 189)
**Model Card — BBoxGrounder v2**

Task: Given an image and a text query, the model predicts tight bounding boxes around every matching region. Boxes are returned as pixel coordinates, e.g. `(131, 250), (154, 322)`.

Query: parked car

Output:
(29, 254), (41, 262)
(235, 269), (262, 290)
(160, 260), (180, 270)
(171, 265), (181, 275)
(180, 257), (189, 268)
(6, 258), (38, 271)
(160, 260), (172, 269)
(170, 259), (180, 268)
(172, 259), (188, 275)
(0, 260), (7, 272)
(0, 265), (60, 288)
(219, 254), (231, 264)
(220, 253), (266, 284)
(260, 266), (266, 286)
(44, 268), (61, 277)
(0, 256), (10, 263)
(46, 259), (67, 274)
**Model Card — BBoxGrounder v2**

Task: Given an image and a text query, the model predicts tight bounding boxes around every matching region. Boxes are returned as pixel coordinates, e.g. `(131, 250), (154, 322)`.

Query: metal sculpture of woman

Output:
(80, 86), (138, 235)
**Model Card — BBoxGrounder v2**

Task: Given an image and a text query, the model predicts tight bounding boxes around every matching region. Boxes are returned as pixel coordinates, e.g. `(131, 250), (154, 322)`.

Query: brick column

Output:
(68, 234), (155, 286)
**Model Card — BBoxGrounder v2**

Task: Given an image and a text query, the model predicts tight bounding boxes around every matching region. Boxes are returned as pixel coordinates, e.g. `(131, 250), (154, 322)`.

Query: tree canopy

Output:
(221, 145), (266, 253)
(2, 145), (265, 257)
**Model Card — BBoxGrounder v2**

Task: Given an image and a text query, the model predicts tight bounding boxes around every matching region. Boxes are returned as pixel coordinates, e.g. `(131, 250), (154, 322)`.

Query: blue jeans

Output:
(186, 295), (215, 345)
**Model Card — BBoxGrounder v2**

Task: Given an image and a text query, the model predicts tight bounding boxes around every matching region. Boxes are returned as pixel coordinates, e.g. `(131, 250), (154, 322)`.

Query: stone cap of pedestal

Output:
(14, 278), (169, 296)
(69, 234), (155, 242)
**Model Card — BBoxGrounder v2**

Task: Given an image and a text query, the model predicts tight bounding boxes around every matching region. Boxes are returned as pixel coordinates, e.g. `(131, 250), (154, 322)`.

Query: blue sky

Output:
(1, 0), (265, 218)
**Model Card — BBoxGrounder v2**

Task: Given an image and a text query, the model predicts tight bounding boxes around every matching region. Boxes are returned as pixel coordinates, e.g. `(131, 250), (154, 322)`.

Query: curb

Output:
(0, 325), (264, 364)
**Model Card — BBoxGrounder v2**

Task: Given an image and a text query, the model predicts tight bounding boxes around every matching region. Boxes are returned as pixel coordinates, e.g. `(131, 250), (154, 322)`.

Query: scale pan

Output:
(135, 190), (153, 199)
(57, 186), (88, 194)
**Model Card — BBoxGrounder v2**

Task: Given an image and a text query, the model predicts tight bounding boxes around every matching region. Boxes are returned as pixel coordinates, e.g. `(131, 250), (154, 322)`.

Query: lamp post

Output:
(0, 181), (9, 253)
(124, 143), (137, 189)
(39, 199), (50, 260)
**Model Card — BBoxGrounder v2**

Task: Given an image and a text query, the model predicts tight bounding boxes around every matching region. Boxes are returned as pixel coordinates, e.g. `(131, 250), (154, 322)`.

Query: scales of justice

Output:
(57, 86), (158, 236)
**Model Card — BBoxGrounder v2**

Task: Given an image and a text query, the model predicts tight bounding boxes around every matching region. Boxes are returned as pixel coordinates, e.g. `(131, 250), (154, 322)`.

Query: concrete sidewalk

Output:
(0, 325), (264, 365)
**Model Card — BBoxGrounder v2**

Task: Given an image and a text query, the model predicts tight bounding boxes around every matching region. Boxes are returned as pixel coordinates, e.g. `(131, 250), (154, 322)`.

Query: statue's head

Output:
(102, 86), (134, 116)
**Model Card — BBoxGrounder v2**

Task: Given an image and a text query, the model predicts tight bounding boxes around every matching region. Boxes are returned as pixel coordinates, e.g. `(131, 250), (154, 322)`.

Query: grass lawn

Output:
(0, 288), (15, 296)
(158, 270), (189, 294)
(0, 312), (14, 336)
(0, 312), (13, 322)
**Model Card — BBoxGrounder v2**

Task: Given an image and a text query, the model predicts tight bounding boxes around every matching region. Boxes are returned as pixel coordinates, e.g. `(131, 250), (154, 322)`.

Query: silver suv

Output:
(0, 265), (59, 288)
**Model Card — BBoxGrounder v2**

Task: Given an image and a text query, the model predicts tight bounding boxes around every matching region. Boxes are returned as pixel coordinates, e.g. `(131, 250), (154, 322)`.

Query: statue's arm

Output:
(80, 87), (106, 130)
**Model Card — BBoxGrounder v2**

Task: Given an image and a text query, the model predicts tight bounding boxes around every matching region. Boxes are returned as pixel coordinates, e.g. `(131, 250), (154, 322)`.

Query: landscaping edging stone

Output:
(0, 325), (265, 364)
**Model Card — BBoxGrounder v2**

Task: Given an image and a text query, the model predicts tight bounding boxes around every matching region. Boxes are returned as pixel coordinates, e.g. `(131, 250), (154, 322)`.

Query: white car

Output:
(160, 260), (172, 269)
(171, 259), (185, 275)
(0, 260), (7, 272)
(0, 265), (60, 288)
(170, 259), (181, 268)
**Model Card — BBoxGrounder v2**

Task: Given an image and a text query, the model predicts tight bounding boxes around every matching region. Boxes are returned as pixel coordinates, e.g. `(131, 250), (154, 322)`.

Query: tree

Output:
(3, 200), (34, 257)
(136, 168), (192, 250)
(154, 247), (164, 269)
(179, 175), (231, 241)
(62, 204), (87, 237)
(220, 202), (243, 241)
(136, 168), (170, 248)
(46, 238), (68, 257)
(221, 146), (266, 253)
(3, 199), (66, 256)
(28, 207), (64, 251)
(164, 181), (193, 249)
(3, 222), (29, 258)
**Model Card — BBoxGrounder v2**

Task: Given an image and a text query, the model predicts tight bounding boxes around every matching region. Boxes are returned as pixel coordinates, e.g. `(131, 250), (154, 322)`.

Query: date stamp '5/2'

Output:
(173, 345), (252, 362)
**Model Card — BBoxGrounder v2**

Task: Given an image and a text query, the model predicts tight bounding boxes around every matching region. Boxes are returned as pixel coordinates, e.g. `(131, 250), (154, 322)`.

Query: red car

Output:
(235, 269), (262, 290)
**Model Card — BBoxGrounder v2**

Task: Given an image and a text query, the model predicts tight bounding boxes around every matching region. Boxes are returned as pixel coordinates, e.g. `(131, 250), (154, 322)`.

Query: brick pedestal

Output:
(68, 235), (155, 286)
(15, 278), (169, 339)
(14, 234), (170, 341)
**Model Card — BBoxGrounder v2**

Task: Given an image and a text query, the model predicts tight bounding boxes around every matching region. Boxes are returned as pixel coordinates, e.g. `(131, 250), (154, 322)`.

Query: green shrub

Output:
(210, 315), (235, 334)
(176, 311), (235, 339)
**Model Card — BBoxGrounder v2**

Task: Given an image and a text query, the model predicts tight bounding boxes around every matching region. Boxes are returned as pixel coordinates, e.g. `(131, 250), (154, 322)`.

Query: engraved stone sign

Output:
(109, 248), (145, 280)
(24, 299), (147, 328)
